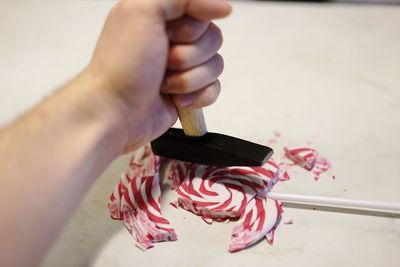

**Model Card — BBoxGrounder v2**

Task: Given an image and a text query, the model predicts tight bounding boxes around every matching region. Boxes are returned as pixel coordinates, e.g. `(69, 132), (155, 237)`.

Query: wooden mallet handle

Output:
(177, 108), (208, 137)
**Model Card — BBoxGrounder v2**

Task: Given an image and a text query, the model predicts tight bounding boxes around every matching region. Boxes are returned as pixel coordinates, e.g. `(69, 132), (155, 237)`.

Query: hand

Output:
(85, 0), (231, 153)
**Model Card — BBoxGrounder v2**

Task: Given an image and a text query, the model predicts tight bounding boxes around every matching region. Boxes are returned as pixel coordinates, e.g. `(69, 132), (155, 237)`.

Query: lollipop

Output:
(109, 145), (283, 252)
(175, 161), (282, 251)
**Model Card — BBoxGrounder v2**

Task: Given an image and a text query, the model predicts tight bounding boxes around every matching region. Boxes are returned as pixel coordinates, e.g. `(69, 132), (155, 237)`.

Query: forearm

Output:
(0, 70), (125, 267)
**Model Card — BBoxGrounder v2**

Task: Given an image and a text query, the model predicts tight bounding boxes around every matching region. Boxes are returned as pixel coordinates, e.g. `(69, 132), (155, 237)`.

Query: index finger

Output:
(186, 0), (232, 21)
(161, 0), (232, 21)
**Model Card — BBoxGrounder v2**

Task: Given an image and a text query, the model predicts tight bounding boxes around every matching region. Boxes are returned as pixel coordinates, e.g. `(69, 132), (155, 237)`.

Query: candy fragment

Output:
(120, 173), (177, 250)
(109, 146), (282, 252)
(229, 197), (282, 252)
(108, 146), (176, 250)
(284, 147), (317, 170)
(177, 162), (279, 221)
(175, 161), (282, 251)
(283, 146), (332, 180)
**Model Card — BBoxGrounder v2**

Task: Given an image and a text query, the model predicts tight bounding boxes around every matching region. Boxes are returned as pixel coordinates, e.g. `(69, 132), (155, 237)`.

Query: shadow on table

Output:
(283, 202), (400, 218)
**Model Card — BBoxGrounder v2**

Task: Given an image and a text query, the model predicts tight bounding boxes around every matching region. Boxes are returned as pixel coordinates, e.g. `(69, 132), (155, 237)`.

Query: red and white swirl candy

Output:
(284, 146), (332, 180)
(284, 147), (317, 171)
(229, 196), (282, 252)
(176, 162), (279, 222)
(109, 145), (283, 252)
(108, 146), (176, 250)
(175, 161), (282, 251)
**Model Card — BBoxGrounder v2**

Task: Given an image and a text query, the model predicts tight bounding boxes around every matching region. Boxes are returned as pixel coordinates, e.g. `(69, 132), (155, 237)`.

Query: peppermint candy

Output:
(108, 146), (176, 250)
(229, 197), (282, 252)
(120, 173), (177, 250)
(175, 162), (281, 251)
(176, 162), (279, 222)
(109, 145), (282, 252)
(284, 147), (332, 180)
(284, 147), (317, 171)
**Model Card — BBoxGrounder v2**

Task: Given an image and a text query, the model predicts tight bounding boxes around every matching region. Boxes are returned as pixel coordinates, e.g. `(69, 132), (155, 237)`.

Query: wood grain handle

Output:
(177, 108), (208, 137)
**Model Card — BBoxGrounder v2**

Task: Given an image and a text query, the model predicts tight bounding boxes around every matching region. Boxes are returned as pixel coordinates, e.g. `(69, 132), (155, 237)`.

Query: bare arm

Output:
(0, 0), (231, 266)
(0, 71), (125, 266)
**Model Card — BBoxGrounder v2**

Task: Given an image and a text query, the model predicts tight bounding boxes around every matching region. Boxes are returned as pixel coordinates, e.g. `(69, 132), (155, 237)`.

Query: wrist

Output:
(69, 68), (129, 158)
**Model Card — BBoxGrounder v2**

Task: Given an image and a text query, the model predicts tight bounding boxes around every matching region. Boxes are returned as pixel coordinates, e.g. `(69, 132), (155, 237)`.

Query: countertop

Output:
(1, 0), (399, 266)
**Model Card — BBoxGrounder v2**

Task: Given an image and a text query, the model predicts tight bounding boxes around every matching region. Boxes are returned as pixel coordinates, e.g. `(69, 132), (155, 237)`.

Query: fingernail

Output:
(175, 94), (196, 108)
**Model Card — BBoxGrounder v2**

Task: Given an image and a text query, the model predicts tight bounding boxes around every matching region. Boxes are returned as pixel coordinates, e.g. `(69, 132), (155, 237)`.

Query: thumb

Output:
(161, 0), (232, 21)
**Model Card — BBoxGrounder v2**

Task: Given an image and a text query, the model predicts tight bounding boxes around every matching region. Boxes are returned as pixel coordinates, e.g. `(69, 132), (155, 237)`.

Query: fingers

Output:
(162, 54), (224, 94)
(167, 16), (209, 43)
(161, 0), (232, 21)
(172, 80), (221, 108)
(168, 23), (222, 70)
(159, 0), (229, 111)
(186, 0), (232, 21)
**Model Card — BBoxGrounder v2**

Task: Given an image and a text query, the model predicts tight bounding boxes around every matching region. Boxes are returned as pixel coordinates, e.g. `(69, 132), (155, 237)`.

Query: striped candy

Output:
(177, 162), (279, 222)
(108, 145), (176, 250)
(229, 197), (282, 252)
(175, 161), (282, 251)
(283, 147), (332, 180)
(284, 147), (317, 171)
(109, 146), (283, 252)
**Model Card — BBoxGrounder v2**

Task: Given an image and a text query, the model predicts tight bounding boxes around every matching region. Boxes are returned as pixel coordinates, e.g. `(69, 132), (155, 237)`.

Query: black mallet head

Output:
(151, 128), (273, 166)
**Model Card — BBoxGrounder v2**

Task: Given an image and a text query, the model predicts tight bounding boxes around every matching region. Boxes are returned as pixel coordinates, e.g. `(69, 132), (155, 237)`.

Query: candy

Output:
(108, 146), (282, 252)
(108, 145), (176, 250)
(229, 197), (282, 252)
(175, 161), (281, 251)
(283, 146), (332, 180)
(176, 162), (280, 223)
(284, 147), (317, 171)
(120, 173), (177, 250)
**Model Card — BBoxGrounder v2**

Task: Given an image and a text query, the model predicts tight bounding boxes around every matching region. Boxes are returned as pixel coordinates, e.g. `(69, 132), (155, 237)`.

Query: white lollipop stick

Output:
(266, 192), (400, 214)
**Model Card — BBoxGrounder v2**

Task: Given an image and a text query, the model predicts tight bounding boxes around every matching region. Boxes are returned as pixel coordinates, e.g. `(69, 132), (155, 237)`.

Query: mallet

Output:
(151, 108), (273, 166)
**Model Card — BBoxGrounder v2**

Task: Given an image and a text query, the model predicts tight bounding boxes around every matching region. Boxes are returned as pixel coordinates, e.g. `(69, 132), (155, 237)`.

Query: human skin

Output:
(0, 0), (231, 266)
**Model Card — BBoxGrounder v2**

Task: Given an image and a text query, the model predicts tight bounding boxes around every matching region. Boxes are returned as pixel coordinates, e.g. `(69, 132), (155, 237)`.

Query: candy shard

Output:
(284, 147), (317, 171)
(229, 197), (281, 252)
(162, 159), (191, 190)
(109, 145), (283, 252)
(108, 146), (176, 250)
(120, 174), (177, 249)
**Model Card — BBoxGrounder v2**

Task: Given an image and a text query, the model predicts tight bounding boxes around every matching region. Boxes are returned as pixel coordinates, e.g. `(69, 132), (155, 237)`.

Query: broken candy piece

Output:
(108, 146), (176, 250)
(284, 219), (294, 225)
(109, 145), (283, 252)
(120, 173), (177, 250)
(176, 161), (282, 251)
(312, 156), (332, 180)
(229, 197), (281, 253)
(161, 159), (192, 190)
(284, 147), (317, 171)
(177, 161), (280, 223)
(129, 145), (158, 176)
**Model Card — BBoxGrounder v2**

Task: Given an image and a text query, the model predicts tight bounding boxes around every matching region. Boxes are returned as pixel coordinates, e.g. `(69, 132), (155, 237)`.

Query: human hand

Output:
(85, 0), (231, 153)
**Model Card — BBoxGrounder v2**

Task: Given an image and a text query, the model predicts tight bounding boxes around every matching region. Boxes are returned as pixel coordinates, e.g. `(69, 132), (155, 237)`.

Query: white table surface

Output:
(1, 1), (400, 266)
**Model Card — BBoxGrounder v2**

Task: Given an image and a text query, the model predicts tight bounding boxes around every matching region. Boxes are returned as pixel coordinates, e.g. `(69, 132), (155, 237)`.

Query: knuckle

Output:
(185, 24), (207, 42)
(169, 17), (208, 43)
(169, 73), (190, 93)
(168, 48), (188, 69)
